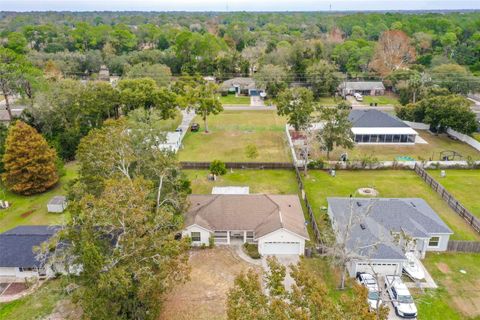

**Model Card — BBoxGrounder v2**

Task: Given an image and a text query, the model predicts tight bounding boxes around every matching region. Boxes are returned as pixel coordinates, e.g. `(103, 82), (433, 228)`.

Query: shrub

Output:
(307, 159), (324, 169)
(208, 236), (215, 248)
(209, 160), (227, 176)
(243, 243), (261, 259)
(245, 144), (259, 159)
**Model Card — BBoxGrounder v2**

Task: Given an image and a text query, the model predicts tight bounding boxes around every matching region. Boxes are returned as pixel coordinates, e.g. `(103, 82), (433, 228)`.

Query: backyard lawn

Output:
(302, 170), (480, 241)
(317, 96), (342, 106)
(417, 252), (480, 320)
(362, 95), (400, 106)
(178, 111), (290, 162)
(219, 94), (250, 105)
(474, 133), (480, 142)
(0, 162), (78, 233)
(428, 169), (480, 219)
(324, 131), (480, 161)
(184, 169), (298, 194)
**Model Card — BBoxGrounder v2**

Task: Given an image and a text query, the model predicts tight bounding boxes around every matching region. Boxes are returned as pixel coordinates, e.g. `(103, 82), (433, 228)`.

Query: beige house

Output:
(183, 194), (309, 255)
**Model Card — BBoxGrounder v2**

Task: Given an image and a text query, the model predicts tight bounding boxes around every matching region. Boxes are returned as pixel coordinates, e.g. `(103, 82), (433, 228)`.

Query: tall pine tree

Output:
(2, 121), (58, 195)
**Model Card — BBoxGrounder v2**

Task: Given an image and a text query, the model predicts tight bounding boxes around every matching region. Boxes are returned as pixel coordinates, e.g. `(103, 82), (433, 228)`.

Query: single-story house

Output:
(327, 198), (453, 277)
(220, 77), (264, 96)
(0, 226), (61, 281)
(183, 194), (309, 255)
(339, 81), (385, 97)
(349, 110), (418, 144)
(212, 186), (250, 195)
(47, 196), (67, 213)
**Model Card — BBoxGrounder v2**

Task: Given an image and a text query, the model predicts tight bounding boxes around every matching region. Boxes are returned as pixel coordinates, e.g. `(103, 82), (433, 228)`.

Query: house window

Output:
(191, 232), (201, 242)
(428, 236), (440, 247)
(19, 267), (35, 272)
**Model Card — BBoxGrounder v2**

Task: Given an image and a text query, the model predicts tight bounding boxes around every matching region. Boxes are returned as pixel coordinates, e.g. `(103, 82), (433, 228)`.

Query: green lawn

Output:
(317, 96), (342, 106)
(417, 252), (480, 320)
(219, 94), (250, 105)
(362, 95), (400, 106)
(0, 162), (78, 233)
(0, 280), (66, 320)
(178, 111), (291, 162)
(184, 169), (298, 194)
(474, 133), (480, 142)
(428, 169), (480, 219)
(322, 131), (480, 161)
(302, 170), (480, 241)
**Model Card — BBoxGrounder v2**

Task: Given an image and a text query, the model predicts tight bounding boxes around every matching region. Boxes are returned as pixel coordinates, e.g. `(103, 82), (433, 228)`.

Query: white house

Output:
(339, 81), (385, 97)
(220, 77), (264, 96)
(327, 198), (453, 277)
(158, 132), (182, 153)
(47, 196), (67, 213)
(0, 226), (61, 281)
(183, 194), (309, 255)
(349, 110), (419, 145)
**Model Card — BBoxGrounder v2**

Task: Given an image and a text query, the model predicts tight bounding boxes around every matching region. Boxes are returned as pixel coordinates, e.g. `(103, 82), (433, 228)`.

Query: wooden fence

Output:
(294, 166), (323, 245)
(414, 163), (480, 234)
(180, 161), (294, 170)
(447, 240), (480, 253)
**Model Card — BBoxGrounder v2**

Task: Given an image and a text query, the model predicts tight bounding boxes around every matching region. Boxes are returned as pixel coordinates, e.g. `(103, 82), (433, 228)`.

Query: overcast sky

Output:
(1, 0), (479, 12)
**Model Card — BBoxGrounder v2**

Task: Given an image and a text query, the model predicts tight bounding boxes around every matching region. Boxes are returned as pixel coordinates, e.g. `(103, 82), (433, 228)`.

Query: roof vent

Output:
(360, 223), (366, 230)
(410, 202), (416, 207)
(356, 201), (362, 207)
(288, 204), (292, 207)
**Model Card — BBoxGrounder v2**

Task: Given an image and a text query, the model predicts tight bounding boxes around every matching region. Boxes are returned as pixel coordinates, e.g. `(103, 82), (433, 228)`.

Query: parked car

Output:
(356, 273), (382, 311)
(354, 92), (363, 101)
(385, 275), (417, 318)
(175, 128), (183, 132)
(190, 123), (200, 132)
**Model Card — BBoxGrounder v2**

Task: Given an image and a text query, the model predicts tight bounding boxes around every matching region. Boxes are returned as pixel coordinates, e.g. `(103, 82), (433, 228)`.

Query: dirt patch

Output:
(3, 283), (27, 295)
(44, 299), (83, 320)
(160, 247), (260, 320)
(443, 278), (480, 318)
(21, 210), (35, 218)
(436, 262), (450, 274)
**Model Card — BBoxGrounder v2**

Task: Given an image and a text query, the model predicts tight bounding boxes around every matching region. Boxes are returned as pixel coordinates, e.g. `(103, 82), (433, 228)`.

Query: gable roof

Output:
(185, 194), (309, 240)
(340, 81), (385, 91)
(349, 110), (409, 128)
(0, 226), (60, 268)
(327, 198), (452, 260)
(220, 77), (257, 90)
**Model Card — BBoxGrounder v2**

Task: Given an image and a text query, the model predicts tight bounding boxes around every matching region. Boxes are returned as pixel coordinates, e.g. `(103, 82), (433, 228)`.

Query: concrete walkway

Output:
(176, 109), (196, 142)
(230, 243), (262, 266)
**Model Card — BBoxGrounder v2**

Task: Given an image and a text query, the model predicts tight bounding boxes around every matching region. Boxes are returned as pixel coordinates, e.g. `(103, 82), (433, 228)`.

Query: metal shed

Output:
(47, 196), (67, 213)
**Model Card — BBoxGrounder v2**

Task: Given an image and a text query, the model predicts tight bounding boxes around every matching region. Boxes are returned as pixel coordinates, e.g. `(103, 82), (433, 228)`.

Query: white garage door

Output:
(262, 242), (300, 255)
(356, 262), (399, 276)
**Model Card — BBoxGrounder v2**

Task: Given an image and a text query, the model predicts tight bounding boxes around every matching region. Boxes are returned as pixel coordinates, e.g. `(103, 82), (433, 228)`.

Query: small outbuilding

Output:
(47, 196), (67, 213)
(212, 186), (250, 195)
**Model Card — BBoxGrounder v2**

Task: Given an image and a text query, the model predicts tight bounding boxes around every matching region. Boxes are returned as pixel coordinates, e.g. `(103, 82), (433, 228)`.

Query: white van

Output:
(354, 92), (363, 101)
(385, 275), (417, 318)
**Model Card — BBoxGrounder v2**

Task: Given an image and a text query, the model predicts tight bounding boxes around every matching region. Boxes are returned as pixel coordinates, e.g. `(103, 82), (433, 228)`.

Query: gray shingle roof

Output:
(327, 198), (452, 260)
(341, 81), (385, 91)
(0, 226), (60, 268)
(349, 110), (409, 128)
(48, 196), (67, 205)
(220, 77), (257, 90)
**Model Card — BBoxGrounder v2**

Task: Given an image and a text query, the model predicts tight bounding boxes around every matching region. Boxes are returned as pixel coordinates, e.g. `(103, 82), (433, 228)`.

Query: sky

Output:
(1, 0), (479, 12)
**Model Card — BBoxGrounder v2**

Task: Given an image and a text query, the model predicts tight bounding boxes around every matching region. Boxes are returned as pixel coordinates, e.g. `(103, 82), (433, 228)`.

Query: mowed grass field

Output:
(324, 131), (480, 161)
(179, 111), (291, 162)
(219, 94), (250, 105)
(0, 162), (78, 233)
(184, 169), (298, 194)
(429, 169), (480, 219)
(302, 170), (480, 241)
(417, 252), (480, 320)
(362, 95), (400, 106)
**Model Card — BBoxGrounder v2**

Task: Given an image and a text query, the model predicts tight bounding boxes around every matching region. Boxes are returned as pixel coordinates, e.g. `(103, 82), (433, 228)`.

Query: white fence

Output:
(285, 125), (305, 167)
(447, 128), (480, 152)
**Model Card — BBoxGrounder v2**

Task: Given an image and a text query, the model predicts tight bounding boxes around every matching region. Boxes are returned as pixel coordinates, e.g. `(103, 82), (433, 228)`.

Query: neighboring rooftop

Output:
(349, 109), (409, 128)
(0, 226), (60, 268)
(327, 198), (452, 260)
(186, 194), (309, 239)
(212, 186), (250, 195)
(340, 81), (386, 91)
(48, 195), (67, 205)
(220, 77), (257, 90)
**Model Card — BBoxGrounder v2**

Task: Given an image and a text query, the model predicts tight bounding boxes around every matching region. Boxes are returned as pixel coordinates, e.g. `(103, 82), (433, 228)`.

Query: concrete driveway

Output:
(261, 255), (299, 290)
